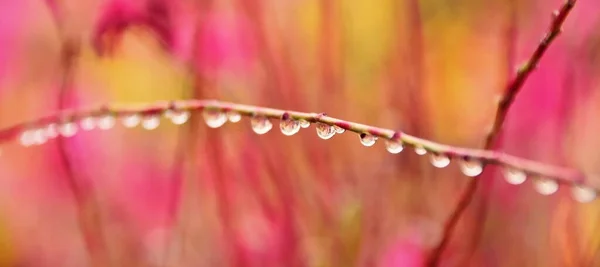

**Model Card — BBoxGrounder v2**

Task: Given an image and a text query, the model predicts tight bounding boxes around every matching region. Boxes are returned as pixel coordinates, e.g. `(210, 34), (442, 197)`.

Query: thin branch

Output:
(4, 99), (591, 189)
(427, 0), (577, 265)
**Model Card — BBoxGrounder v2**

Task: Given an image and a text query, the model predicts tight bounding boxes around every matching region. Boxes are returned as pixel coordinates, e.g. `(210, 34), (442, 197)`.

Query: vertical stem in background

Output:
(427, 1), (577, 266)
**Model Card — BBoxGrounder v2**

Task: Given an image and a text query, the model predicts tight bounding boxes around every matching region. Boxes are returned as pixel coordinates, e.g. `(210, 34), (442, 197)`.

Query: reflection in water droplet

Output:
(534, 179), (558, 195)
(460, 159), (483, 177)
(333, 125), (345, 134)
(503, 168), (526, 185)
(280, 118), (300, 136)
(80, 117), (96, 131)
(142, 115), (160, 130)
(251, 116), (273, 135)
(59, 122), (78, 137)
(414, 146), (427, 155)
(227, 111), (242, 123)
(572, 185), (596, 203)
(98, 115), (116, 130)
(171, 110), (190, 125)
(315, 123), (335, 140)
(122, 114), (140, 128)
(430, 154), (450, 168)
(32, 129), (47, 145)
(359, 134), (377, 147)
(299, 120), (310, 128)
(203, 109), (227, 128)
(385, 140), (404, 154)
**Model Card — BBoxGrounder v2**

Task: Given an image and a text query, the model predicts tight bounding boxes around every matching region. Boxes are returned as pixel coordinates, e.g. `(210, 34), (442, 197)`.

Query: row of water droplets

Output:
(17, 106), (597, 203)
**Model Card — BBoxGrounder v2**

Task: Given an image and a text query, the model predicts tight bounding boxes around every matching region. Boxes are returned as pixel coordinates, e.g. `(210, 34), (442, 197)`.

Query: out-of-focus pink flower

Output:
(380, 237), (426, 267)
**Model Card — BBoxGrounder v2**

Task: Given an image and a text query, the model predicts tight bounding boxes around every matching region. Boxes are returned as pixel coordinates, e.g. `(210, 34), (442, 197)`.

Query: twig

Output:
(427, 0), (578, 265)
(3, 99), (591, 189)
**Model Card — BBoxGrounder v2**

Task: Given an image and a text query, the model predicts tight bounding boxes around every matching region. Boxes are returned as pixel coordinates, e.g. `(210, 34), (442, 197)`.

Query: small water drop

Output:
(503, 168), (526, 185)
(45, 124), (59, 139)
(80, 117), (96, 131)
(32, 129), (47, 145)
(203, 109), (227, 128)
(171, 110), (190, 125)
(430, 154), (450, 168)
(534, 179), (559, 195)
(460, 159), (483, 177)
(59, 122), (78, 137)
(385, 140), (404, 154)
(414, 146), (427, 155)
(299, 120), (310, 128)
(315, 123), (335, 140)
(251, 116), (273, 135)
(333, 125), (345, 134)
(19, 130), (34, 147)
(164, 109), (175, 119)
(98, 114), (116, 130)
(142, 115), (160, 130)
(227, 111), (242, 123)
(280, 118), (300, 136)
(360, 134), (377, 147)
(122, 114), (141, 128)
(572, 185), (596, 203)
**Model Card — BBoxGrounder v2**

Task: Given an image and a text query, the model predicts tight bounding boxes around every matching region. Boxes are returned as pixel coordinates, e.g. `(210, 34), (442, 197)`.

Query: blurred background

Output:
(0, 0), (599, 266)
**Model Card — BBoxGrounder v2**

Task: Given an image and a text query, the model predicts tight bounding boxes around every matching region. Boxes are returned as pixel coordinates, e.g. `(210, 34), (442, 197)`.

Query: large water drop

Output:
(503, 168), (526, 185)
(385, 140), (404, 154)
(98, 114), (116, 130)
(171, 110), (190, 125)
(203, 110), (227, 128)
(572, 185), (596, 203)
(359, 134), (377, 147)
(251, 116), (273, 135)
(122, 114), (141, 128)
(142, 115), (160, 130)
(315, 123), (335, 140)
(430, 154), (450, 168)
(80, 117), (96, 131)
(460, 159), (483, 177)
(280, 117), (300, 136)
(534, 179), (558, 195)
(59, 122), (78, 137)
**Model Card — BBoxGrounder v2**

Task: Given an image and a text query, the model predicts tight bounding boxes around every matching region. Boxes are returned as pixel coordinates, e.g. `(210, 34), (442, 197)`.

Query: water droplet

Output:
(32, 129), (47, 145)
(430, 154), (450, 168)
(251, 116), (273, 135)
(572, 185), (596, 203)
(142, 115), (160, 130)
(59, 122), (78, 137)
(534, 179), (558, 195)
(98, 114), (116, 130)
(385, 140), (404, 154)
(333, 125), (345, 134)
(460, 159), (483, 177)
(45, 124), (59, 139)
(19, 130), (34, 147)
(299, 120), (310, 128)
(360, 134), (377, 147)
(203, 109), (227, 128)
(415, 146), (427, 155)
(315, 123), (335, 140)
(503, 168), (526, 185)
(170, 110), (190, 125)
(227, 111), (242, 123)
(80, 117), (96, 131)
(122, 114), (141, 128)
(280, 118), (300, 136)
(164, 109), (175, 118)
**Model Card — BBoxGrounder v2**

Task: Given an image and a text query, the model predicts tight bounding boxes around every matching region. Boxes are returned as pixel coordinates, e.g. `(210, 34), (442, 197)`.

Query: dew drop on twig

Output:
(299, 120), (310, 128)
(333, 125), (345, 134)
(533, 178), (558, 196)
(171, 110), (190, 125)
(315, 123), (335, 140)
(59, 122), (78, 137)
(460, 159), (483, 177)
(122, 114), (141, 128)
(385, 140), (404, 154)
(32, 129), (47, 145)
(203, 109), (227, 128)
(45, 124), (59, 139)
(227, 111), (242, 123)
(98, 114), (116, 130)
(572, 185), (596, 203)
(430, 154), (450, 168)
(359, 133), (377, 147)
(414, 146), (427, 156)
(80, 117), (96, 131)
(280, 117), (300, 136)
(142, 115), (160, 130)
(19, 130), (34, 147)
(251, 116), (272, 135)
(503, 168), (526, 185)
